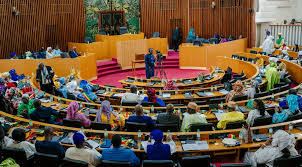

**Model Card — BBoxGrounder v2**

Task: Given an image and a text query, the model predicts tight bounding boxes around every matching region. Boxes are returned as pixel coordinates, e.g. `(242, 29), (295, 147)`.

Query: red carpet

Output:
(91, 68), (210, 88)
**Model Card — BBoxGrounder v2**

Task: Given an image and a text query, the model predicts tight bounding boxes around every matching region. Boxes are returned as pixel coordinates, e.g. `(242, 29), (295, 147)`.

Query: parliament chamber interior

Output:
(1, 0), (302, 167)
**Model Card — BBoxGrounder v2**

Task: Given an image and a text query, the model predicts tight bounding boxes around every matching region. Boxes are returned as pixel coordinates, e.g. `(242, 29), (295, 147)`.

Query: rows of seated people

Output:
(185, 29), (239, 46)
(0, 116), (301, 166)
(9, 45), (81, 60)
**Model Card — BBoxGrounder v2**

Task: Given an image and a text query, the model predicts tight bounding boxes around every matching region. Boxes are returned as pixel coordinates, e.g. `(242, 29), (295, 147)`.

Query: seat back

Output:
(90, 122), (111, 130)
(233, 95), (248, 102)
(135, 53), (145, 61)
(220, 163), (251, 167)
(33, 152), (59, 167)
(254, 91), (270, 98)
(209, 98), (226, 104)
(287, 113), (302, 121)
(273, 155), (302, 167)
(225, 120), (246, 129)
(253, 116), (272, 127)
(193, 40), (202, 46)
(142, 102), (160, 107)
(155, 124), (179, 132)
(190, 123), (213, 132)
(122, 101), (138, 106)
(126, 122), (149, 132)
(61, 158), (88, 167)
(142, 160), (174, 167)
(102, 160), (132, 167)
(63, 118), (82, 128)
(194, 101), (207, 105)
(232, 55), (239, 59)
(280, 84), (290, 92)
(270, 87), (280, 94)
(181, 155), (211, 167)
(0, 147), (28, 166)
(250, 50), (257, 54)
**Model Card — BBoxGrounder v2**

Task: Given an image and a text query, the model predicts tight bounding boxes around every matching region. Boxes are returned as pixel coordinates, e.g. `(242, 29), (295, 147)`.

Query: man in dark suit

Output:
(69, 46), (81, 58)
(36, 63), (55, 94)
(157, 104), (180, 128)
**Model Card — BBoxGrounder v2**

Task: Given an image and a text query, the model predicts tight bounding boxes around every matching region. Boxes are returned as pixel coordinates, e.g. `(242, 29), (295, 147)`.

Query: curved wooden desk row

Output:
(248, 48), (299, 59)
(2, 110), (302, 157)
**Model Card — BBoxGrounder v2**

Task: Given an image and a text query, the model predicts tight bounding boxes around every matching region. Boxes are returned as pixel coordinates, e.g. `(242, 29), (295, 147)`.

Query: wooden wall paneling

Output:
(140, 0), (255, 48)
(0, 0), (85, 59)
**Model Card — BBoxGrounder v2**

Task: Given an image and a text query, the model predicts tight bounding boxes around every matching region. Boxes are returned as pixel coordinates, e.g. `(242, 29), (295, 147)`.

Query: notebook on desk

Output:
(182, 141), (209, 151)
(183, 80), (194, 84)
(146, 82), (155, 86)
(253, 134), (269, 142)
(184, 93), (194, 98)
(196, 92), (207, 97)
(126, 79), (135, 83)
(162, 93), (171, 98)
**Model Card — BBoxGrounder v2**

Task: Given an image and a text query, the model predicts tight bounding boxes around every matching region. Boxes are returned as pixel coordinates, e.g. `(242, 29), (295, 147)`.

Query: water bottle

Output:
(175, 89), (178, 95)
(239, 130), (243, 142)
(269, 127), (273, 136)
(159, 89), (162, 96)
(151, 105), (154, 113)
(289, 123), (293, 134)
(29, 119), (33, 129)
(161, 78), (164, 85)
(50, 96), (53, 102)
(271, 93), (275, 101)
(220, 101), (224, 110)
(120, 105), (123, 112)
(138, 130), (142, 142)
(197, 129), (200, 141)
(178, 108), (181, 114)
(79, 102), (83, 110)
(57, 96), (61, 104)
(167, 130), (170, 139)
(81, 126), (85, 134)
(236, 104), (239, 111)
(104, 129), (108, 140)
(211, 85), (213, 92)
(142, 88), (144, 95)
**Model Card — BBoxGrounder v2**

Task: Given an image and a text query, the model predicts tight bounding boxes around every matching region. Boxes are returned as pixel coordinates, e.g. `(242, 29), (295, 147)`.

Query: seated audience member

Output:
(180, 102), (207, 132)
(10, 52), (17, 59)
(121, 85), (144, 103)
(245, 80), (259, 99)
(6, 128), (36, 158)
(35, 127), (65, 159)
(69, 46), (81, 58)
(186, 28), (195, 43)
(128, 104), (154, 126)
(77, 80), (98, 103)
(280, 43), (290, 51)
(220, 35), (227, 44)
(36, 63), (55, 94)
(225, 81), (245, 102)
(143, 88), (165, 107)
(275, 33), (284, 48)
(0, 125), (12, 148)
(65, 132), (101, 167)
(244, 130), (298, 167)
(53, 45), (62, 57)
(66, 102), (91, 128)
(95, 100), (125, 128)
(38, 47), (46, 59)
(260, 36), (275, 55)
(46, 47), (54, 59)
(157, 104), (180, 126)
(65, 78), (81, 97)
(17, 94), (35, 117)
(217, 101), (244, 129)
(246, 99), (269, 126)
(101, 134), (140, 166)
(277, 60), (286, 71)
(297, 51), (302, 66)
(293, 44), (299, 52)
(265, 58), (280, 91)
(272, 107), (290, 124)
(279, 89), (302, 115)
(164, 80), (178, 90)
(143, 129), (176, 160)
(30, 99), (60, 124)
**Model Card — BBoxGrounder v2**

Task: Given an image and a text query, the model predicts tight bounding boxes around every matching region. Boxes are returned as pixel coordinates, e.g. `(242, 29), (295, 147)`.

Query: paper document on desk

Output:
(204, 92), (214, 96)
(182, 141), (209, 151)
(87, 140), (100, 149)
(40, 99), (50, 103)
(219, 89), (229, 95)
(214, 112), (224, 121)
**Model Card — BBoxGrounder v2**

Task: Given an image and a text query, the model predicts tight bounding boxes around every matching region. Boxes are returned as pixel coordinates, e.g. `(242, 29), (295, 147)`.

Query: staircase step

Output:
(97, 65), (120, 72)
(161, 64), (179, 68)
(98, 68), (122, 77)
(159, 61), (179, 65)
(97, 60), (117, 67)
(112, 57), (118, 62)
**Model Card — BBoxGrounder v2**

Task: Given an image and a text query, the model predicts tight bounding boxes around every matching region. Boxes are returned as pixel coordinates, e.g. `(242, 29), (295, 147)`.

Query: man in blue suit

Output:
(69, 46), (81, 58)
(145, 48), (155, 79)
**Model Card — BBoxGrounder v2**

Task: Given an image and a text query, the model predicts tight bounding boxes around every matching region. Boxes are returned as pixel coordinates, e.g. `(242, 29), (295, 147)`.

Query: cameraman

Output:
(36, 62), (55, 94)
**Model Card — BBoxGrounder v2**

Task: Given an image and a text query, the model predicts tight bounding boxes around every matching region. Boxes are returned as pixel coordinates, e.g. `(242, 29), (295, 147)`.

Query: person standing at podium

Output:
(145, 48), (155, 79)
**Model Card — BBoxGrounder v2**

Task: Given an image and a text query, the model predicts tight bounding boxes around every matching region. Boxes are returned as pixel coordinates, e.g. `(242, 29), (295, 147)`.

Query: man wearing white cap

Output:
(260, 36), (275, 55)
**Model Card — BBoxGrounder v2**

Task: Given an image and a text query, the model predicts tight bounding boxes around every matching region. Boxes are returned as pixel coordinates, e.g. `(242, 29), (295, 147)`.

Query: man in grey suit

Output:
(156, 104), (180, 128)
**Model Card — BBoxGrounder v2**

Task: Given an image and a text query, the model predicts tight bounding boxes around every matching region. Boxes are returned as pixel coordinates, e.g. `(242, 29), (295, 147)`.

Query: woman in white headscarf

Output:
(260, 36), (275, 55)
(46, 47), (54, 59)
(244, 80), (259, 99)
(244, 130), (298, 167)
